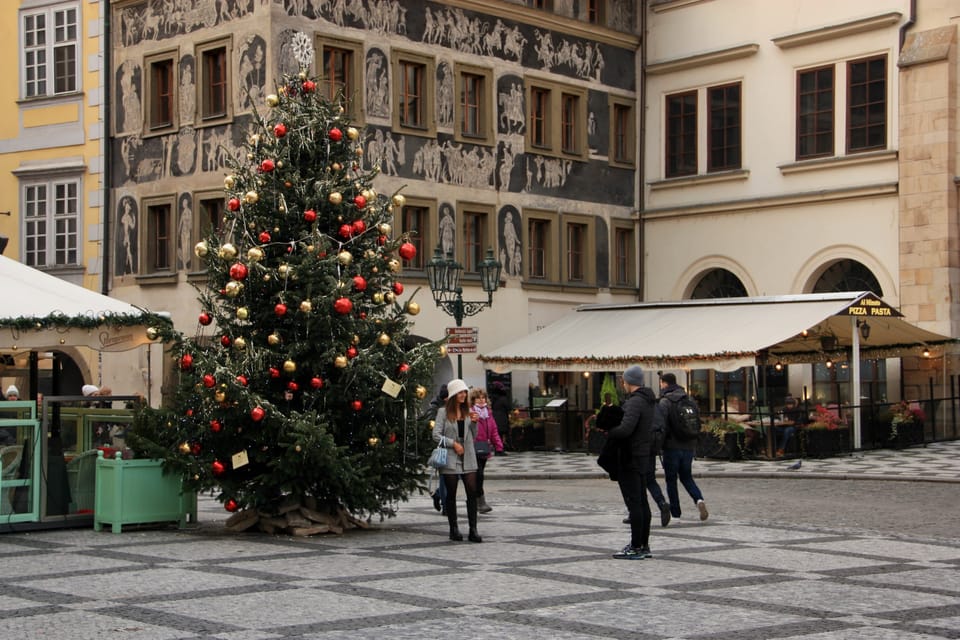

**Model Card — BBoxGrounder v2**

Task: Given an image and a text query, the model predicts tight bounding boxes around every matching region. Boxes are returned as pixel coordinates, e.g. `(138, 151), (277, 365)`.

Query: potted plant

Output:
(698, 419), (746, 461)
(888, 401), (926, 449)
(799, 405), (850, 458)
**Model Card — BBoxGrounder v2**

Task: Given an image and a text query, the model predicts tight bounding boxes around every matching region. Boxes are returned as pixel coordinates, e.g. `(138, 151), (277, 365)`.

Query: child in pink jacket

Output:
(470, 387), (504, 513)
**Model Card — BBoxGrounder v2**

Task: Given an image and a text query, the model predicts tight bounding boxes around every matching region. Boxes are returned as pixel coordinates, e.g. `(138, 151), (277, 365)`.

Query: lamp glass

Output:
(425, 246), (448, 304)
(479, 248), (502, 293)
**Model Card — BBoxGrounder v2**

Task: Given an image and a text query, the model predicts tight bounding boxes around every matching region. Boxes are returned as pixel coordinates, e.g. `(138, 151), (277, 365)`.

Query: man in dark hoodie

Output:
(658, 373), (708, 521)
(605, 365), (658, 559)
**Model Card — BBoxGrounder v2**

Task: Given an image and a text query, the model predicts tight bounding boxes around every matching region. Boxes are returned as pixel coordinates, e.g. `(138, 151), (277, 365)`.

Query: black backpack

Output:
(664, 394), (701, 441)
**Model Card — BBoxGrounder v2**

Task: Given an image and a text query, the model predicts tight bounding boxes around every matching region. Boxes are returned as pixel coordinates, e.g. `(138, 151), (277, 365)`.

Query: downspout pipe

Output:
(101, 2), (112, 295)
(899, 0), (916, 51)
(636, 0), (647, 302)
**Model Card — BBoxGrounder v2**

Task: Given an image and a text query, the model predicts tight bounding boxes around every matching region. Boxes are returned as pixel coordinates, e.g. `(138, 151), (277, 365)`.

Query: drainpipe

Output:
(636, 0), (647, 302)
(101, 3), (112, 295)
(899, 0), (916, 51)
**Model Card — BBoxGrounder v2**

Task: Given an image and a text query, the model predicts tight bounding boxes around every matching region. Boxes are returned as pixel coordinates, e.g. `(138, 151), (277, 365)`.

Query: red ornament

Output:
(310, 376), (323, 389)
(328, 126), (342, 141)
(398, 242), (417, 261)
(351, 400), (363, 411)
(377, 234), (386, 246)
(191, 443), (202, 456)
(180, 354), (194, 370)
(392, 282), (404, 295)
(210, 419), (223, 433)
(287, 381), (299, 392)
(220, 335), (231, 347)
(334, 297), (353, 314)
(260, 159), (275, 173)
(352, 275), (367, 292)
(224, 499), (239, 512)
(211, 460), (226, 476)
(273, 123), (287, 138)
(202, 374), (216, 388)
(352, 220), (366, 234)
(303, 79), (316, 93)
(359, 312), (367, 319)
(339, 224), (353, 239)
(259, 231), (271, 243)
(185, 408), (194, 417)
(388, 432), (397, 444)
(250, 406), (265, 422)
(346, 346), (358, 359)
(397, 363), (411, 374)
(236, 375), (248, 386)
(303, 209), (317, 222)
(227, 197), (241, 211)
(353, 195), (367, 209)
(275, 303), (288, 317)
(229, 263), (248, 281)
(269, 367), (280, 378)
(198, 312), (212, 326)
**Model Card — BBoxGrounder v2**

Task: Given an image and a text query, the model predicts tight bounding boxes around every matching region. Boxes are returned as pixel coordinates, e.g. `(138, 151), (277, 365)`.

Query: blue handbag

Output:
(428, 436), (449, 469)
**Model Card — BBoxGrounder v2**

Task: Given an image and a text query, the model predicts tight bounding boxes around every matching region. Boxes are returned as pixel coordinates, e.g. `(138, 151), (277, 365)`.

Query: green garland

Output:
(0, 311), (173, 332)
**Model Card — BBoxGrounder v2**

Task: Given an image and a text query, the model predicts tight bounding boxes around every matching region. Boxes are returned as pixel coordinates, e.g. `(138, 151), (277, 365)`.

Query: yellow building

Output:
(0, 0), (109, 395)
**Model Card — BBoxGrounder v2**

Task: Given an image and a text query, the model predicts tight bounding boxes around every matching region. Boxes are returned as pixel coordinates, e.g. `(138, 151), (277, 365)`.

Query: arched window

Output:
(689, 268), (747, 299)
(812, 260), (882, 296)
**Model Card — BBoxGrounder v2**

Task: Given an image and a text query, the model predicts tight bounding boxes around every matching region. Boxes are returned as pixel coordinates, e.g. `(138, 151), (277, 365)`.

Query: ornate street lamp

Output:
(425, 245), (502, 378)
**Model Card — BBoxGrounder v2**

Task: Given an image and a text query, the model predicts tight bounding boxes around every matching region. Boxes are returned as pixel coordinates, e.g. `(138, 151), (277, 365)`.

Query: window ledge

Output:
(186, 270), (210, 284)
(16, 91), (84, 107)
(649, 169), (749, 191)
(772, 12), (902, 49)
(136, 273), (178, 286)
(33, 265), (84, 278)
(779, 150), (897, 175)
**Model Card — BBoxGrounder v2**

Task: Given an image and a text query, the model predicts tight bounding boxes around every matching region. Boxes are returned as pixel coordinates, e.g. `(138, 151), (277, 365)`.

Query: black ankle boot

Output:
(449, 526), (463, 541)
(468, 528), (483, 543)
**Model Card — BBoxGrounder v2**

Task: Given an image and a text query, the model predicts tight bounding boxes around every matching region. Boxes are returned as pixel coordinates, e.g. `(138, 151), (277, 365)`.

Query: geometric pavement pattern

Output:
(0, 441), (957, 639)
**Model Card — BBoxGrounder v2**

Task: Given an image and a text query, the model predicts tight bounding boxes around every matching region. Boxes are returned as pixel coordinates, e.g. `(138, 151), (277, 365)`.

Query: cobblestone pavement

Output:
(0, 443), (957, 639)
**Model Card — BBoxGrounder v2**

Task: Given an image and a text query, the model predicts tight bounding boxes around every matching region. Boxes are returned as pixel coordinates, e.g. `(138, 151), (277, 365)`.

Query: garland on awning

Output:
(0, 311), (173, 332)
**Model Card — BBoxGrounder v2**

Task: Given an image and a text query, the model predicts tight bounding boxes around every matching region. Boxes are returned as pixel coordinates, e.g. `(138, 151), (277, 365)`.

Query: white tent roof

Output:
(479, 292), (955, 372)
(0, 254), (163, 352)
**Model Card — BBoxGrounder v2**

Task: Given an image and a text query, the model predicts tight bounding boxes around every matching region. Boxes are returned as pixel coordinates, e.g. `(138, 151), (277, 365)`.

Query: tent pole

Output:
(851, 316), (862, 450)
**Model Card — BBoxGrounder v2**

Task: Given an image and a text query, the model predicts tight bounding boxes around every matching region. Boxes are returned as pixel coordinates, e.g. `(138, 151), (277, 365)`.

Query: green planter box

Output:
(94, 453), (197, 533)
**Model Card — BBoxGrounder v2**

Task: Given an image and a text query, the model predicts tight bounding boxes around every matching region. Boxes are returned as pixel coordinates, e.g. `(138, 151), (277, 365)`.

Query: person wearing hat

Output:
(658, 373), (708, 522)
(431, 378), (483, 542)
(605, 365), (659, 559)
(5, 385), (19, 401)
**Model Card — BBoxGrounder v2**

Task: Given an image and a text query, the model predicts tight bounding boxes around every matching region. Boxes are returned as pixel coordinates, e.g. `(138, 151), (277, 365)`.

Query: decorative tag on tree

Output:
(231, 450), (250, 469)
(381, 378), (402, 398)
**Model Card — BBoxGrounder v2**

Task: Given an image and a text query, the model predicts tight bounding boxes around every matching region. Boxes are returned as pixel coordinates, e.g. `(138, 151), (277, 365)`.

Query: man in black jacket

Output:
(659, 373), (708, 521)
(605, 365), (658, 559)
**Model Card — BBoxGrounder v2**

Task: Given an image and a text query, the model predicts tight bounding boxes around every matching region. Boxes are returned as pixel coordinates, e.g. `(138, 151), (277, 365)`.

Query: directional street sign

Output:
(445, 327), (478, 354)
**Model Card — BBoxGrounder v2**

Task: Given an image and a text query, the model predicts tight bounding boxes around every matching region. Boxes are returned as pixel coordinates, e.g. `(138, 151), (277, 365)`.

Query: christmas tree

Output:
(132, 64), (443, 533)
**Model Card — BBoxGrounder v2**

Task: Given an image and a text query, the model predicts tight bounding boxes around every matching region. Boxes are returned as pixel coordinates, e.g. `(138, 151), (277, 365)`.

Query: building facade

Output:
(106, 0), (642, 404)
(643, 0), (960, 411)
(0, 0), (111, 395)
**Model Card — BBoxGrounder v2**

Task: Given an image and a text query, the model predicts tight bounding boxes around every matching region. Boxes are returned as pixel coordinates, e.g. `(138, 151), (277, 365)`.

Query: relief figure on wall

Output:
(116, 196), (138, 276)
(500, 207), (522, 278)
(118, 60), (142, 134)
(437, 62), (453, 128)
(177, 194), (194, 271)
(179, 57), (195, 125)
(239, 36), (267, 111)
(365, 50), (389, 118)
(498, 81), (525, 134)
(438, 204), (455, 258)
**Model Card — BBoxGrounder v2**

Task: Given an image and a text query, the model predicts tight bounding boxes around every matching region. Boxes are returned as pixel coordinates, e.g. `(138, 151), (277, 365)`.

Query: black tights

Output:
(444, 471), (479, 532)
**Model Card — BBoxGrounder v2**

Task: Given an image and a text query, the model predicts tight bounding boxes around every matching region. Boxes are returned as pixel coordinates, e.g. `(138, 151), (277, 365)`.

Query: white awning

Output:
(0, 255), (165, 352)
(479, 292), (955, 372)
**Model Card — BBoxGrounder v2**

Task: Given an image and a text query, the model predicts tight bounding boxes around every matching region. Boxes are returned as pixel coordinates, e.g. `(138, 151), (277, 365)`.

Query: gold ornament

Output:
(331, 162), (342, 172)
(299, 300), (312, 313)
(224, 281), (242, 297)
(377, 333), (391, 346)
(384, 292), (396, 304)
(249, 134), (261, 146)
(352, 334), (360, 345)
(439, 345), (448, 357)
(388, 259), (400, 273)
(334, 355), (348, 368)
(365, 249), (376, 259)
(215, 390), (226, 402)
(267, 333), (281, 346)
(328, 192), (343, 205)
(233, 336), (247, 350)
(283, 359), (297, 373)
(355, 148), (363, 157)
(146, 327), (159, 340)
(372, 292), (384, 304)
(337, 251), (353, 266)
(347, 127), (360, 140)
(362, 189), (374, 201)
(194, 241), (209, 257)
(266, 94), (279, 107)
(415, 385), (427, 399)
(278, 264), (289, 276)
(392, 194), (405, 208)
(407, 301), (421, 315)
(224, 175), (236, 189)
(378, 223), (391, 235)
(247, 247), (264, 262)
(236, 307), (249, 320)
(429, 420), (436, 428)
(368, 437), (379, 446)
(219, 243), (238, 259)
(294, 445), (302, 453)
(247, 153), (254, 161)
(244, 191), (259, 204)
(179, 442), (192, 454)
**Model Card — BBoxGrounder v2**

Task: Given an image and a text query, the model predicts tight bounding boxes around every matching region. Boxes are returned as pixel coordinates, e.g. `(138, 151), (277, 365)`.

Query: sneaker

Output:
(432, 492), (442, 512)
(697, 499), (709, 521)
(622, 517), (631, 524)
(659, 503), (671, 528)
(612, 544), (651, 560)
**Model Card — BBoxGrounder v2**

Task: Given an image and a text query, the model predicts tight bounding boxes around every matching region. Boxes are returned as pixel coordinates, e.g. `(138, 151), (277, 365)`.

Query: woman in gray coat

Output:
(432, 378), (483, 542)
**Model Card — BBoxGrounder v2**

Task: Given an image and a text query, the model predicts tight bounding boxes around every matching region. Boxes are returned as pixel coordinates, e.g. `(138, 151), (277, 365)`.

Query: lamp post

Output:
(425, 245), (502, 378)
